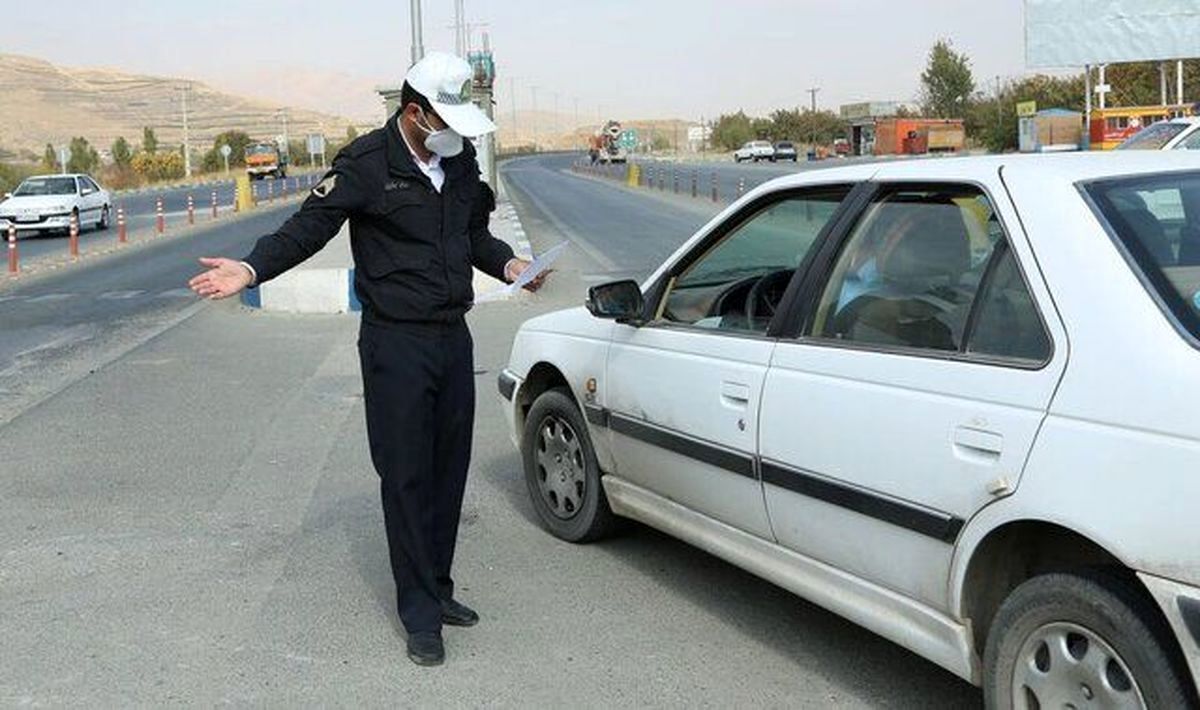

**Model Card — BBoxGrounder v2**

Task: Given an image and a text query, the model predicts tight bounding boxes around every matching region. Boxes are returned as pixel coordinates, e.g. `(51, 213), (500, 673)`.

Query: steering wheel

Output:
(745, 269), (795, 326)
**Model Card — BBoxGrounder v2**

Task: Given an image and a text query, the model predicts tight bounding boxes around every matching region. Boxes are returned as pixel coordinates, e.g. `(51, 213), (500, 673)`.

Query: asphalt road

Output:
(12, 173), (318, 265)
(0, 153), (983, 706)
(0, 200), (303, 427)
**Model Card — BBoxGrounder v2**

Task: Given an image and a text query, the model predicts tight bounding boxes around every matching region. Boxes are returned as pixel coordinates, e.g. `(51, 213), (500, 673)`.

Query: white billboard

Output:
(1026, 0), (1200, 68)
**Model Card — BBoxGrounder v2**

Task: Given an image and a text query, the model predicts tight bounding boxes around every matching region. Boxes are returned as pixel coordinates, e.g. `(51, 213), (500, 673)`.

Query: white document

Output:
(475, 241), (568, 303)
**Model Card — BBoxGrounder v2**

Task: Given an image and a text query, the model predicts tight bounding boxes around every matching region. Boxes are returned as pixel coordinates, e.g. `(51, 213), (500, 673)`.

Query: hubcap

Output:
(1012, 622), (1146, 710)
(534, 414), (586, 520)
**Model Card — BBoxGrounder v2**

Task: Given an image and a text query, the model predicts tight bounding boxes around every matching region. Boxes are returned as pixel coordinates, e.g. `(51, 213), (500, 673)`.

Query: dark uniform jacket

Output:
(243, 112), (515, 325)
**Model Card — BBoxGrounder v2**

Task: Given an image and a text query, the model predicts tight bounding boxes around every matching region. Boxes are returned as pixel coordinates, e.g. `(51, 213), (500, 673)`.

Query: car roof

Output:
(754, 151), (1200, 192)
(23, 174), (86, 180)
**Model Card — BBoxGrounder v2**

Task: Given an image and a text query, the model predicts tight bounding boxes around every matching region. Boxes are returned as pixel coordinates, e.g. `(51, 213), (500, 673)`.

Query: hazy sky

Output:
(5, 0), (1034, 122)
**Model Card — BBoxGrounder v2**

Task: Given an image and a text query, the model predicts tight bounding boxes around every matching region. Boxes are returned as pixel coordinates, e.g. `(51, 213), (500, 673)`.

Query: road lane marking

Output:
(23, 293), (74, 303)
(98, 290), (146, 300)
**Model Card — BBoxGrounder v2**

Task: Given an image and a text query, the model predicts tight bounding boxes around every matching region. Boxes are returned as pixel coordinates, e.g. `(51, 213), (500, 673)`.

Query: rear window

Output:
(1116, 122), (1190, 150)
(1086, 170), (1200, 341)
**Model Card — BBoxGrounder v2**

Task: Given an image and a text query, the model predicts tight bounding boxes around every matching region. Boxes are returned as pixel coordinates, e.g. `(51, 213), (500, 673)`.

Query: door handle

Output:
(720, 381), (751, 408)
(953, 426), (1003, 461)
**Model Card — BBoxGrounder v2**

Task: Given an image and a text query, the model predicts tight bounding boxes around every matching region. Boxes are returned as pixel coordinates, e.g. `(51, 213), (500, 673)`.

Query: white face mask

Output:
(415, 109), (464, 158)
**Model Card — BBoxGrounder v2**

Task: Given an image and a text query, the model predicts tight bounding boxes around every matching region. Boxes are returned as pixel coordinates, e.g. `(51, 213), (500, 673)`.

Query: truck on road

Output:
(589, 120), (628, 165)
(245, 142), (287, 180)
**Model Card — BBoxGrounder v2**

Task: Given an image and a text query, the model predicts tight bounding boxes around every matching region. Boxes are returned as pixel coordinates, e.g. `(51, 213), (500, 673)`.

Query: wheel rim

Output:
(1012, 621), (1146, 710)
(100, 206), (109, 227)
(533, 414), (587, 520)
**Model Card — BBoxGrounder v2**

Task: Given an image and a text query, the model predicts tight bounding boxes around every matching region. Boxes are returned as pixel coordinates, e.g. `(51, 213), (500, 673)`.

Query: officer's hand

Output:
(189, 257), (254, 300)
(505, 258), (550, 292)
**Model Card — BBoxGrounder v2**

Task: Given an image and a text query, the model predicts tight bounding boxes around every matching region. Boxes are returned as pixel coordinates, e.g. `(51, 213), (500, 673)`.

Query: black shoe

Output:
(441, 599), (479, 627)
(406, 631), (445, 666)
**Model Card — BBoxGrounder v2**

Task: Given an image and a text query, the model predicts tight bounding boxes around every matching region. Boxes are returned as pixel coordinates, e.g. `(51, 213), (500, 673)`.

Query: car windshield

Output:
(247, 145), (273, 156)
(1116, 122), (1190, 150)
(777, 142), (793, 149)
(14, 177), (76, 196)
(1086, 170), (1200, 341)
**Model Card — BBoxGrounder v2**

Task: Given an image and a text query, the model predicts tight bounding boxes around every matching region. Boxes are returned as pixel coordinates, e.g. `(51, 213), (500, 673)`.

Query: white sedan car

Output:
(499, 152), (1200, 707)
(734, 140), (776, 162)
(1118, 117), (1200, 151)
(0, 173), (111, 237)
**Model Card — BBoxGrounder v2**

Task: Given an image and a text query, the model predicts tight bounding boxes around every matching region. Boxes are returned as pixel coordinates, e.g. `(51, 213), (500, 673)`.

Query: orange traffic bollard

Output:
(267, 181), (274, 203)
(211, 190), (218, 220)
(711, 172), (718, 202)
(673, 169), (679, 194)
(691, 170), (698, 198)
(7, 224), (17, 275)
(156, 196), (165, 234)
(737, 177), (746, 198)
(117, 206), (127, 243)
(187, 194), (195, 225)
(69, 212), (79, 259)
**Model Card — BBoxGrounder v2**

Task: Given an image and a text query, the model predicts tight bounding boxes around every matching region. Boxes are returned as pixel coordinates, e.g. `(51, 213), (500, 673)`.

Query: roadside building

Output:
(1018, 108), (1084, 153)
(839, 102), (964, 157)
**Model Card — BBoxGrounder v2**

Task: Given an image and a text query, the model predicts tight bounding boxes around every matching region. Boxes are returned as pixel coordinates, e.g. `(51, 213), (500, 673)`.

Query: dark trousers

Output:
(357, 317), (475, 634)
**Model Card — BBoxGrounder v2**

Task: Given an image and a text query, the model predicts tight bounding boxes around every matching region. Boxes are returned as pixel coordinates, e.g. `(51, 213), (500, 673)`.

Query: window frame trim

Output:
(778, 178), (1055, 371)
(640, 182), (864, 339)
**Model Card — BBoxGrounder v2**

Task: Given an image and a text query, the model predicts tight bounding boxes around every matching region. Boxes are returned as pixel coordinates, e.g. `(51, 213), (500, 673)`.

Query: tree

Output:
(142, 126), (159, 154)
(67, 137), (100, 174)
(769, 108), (849, 146)
(965, 73), (1085, 152)
(209, 130), (253, 168)
(131, 151), (184, 181)
(43, 143), (56, 170)
(111, 137), (133, 168)
(346, 125), (359, 142)
(919, 39), (975, 119)
(711, 111), (755, 151)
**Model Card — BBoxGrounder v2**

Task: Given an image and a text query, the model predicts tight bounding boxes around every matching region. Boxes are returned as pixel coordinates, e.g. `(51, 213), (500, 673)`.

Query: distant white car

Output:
(733, 140), (775, 163)
(0, 173), (111, 237)
(1117, 117), (1200, 151)
(500, 152), (1200, 707)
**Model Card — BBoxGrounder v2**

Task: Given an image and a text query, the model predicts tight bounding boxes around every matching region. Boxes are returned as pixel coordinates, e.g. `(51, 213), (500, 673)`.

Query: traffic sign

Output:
(219, 144), (233, 158)
(618, 129), (638, 149)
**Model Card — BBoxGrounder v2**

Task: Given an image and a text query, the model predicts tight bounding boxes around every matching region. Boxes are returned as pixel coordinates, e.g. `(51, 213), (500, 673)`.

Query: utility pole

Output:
(180, 84), (192, 178)
(509, 77), (519, 148)
(995, 76), (1003, 139)
(453, 0), (465, 56)
(552, 92), (559, 147)
(409, 0), (425, 65)
(530, 86), (539, 152)
(806, 86), (820, 113)
(573, 96), (579, 150)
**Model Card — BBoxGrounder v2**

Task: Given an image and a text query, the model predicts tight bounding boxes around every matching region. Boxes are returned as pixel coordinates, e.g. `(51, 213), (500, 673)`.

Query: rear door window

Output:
(1085, 170), (1200, 341)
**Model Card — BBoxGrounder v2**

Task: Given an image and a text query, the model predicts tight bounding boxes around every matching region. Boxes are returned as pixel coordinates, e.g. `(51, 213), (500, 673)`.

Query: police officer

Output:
(188, 52), (544, 667)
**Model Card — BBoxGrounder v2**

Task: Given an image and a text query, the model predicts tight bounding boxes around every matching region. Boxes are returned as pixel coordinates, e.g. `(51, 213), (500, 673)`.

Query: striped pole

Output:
(69, 212), (79, 259)
(187, 194), (195, 225)
(156, 196), (165, 234)
(117, 206), (127, 243)
(711, 171), (718, 202)
(211, 190), (218, 219)
(737, 177), (746, 198)
(691, 170), (697, 198)
(7, 224), (17, 275)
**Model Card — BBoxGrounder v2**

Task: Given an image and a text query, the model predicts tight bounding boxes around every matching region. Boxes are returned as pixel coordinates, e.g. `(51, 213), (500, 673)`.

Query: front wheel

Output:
(97, 205), (110, 230)
(984, 571), (1195, 709)
(521, 387), (618, 543)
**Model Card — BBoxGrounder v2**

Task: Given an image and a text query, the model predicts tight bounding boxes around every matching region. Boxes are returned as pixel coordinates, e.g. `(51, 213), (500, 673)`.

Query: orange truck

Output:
(245, 142), (288, 180)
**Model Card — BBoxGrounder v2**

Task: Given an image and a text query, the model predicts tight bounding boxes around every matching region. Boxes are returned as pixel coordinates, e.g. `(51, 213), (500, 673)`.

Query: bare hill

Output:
(0, 54), (368, 158)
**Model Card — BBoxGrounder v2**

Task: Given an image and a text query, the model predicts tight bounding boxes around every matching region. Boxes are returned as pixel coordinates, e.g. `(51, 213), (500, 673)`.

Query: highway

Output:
(11, 173), (318, 265)
(0, 153), (982, 706)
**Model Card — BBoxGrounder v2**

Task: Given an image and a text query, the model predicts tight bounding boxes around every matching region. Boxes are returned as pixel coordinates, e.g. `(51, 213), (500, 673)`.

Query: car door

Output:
(79, 177), (101, 223)
(603, 186), (853, 538)
(758, 179), (1067, 609)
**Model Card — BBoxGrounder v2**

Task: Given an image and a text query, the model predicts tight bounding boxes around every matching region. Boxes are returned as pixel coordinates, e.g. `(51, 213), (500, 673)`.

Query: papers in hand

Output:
(475, 241), (567, 303)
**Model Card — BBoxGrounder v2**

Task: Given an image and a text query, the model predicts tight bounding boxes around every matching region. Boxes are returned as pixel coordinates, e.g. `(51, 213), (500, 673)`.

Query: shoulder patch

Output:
(312, 174), (337, 198)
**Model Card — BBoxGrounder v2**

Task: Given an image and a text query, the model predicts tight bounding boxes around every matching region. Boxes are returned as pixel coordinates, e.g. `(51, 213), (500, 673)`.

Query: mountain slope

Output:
(0, 54), (367, 157)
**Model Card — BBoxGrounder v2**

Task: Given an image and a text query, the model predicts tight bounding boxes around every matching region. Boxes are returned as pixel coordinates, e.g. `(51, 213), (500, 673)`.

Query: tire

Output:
(984, 571), (1195, 710)
(97, 205), (110, 230)
(521, 387), (618, 543)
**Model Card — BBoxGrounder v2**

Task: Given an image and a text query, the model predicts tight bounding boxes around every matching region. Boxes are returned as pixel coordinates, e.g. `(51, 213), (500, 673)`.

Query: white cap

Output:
(404, 52), (496, 138)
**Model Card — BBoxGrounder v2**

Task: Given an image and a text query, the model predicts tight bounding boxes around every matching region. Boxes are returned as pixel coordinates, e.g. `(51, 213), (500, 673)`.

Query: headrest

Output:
(873, 201), (970, 286)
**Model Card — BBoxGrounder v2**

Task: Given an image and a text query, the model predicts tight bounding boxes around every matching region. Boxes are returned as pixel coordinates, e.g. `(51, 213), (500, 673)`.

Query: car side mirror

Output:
(586, 279), (645, 325)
